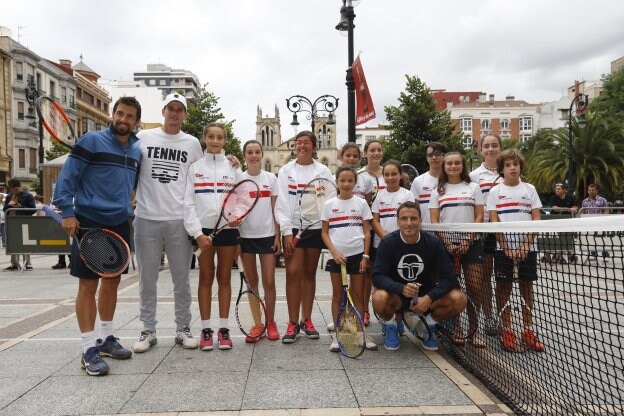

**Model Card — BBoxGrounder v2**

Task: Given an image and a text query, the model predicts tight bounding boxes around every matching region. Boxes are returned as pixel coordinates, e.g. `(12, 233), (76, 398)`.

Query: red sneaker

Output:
(522, 329), (545, 352)
(299, 318), (319, 339)
(199, 328), (214, 351)
(501, 329), (516, 352)
(218, 328), (233, 350)
(363, 311), (370, 327)
(266, 321), (280, 341)
(245, 324), (265, 343)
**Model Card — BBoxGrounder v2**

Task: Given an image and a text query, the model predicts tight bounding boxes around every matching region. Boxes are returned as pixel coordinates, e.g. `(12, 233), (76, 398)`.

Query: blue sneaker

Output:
(81, 347), (110, 376)
(417, 323), (439, 351)
(384, 323), (400, 351)
(96, 335), (132, 359)
(397, 320), (405, 336)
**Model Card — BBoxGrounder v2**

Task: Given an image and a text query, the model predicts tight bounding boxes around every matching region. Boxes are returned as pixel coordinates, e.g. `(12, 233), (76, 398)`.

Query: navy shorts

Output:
(447, 239), (484, 265)
(325, 253), (365, 274)
(70, 215), (131, 280)
(240, 236), (276, 254)
(201, 228), (240, 247)
(481, 233), (497, 255)
(494, 251), (538, 282)
(290, 228), (325, 249)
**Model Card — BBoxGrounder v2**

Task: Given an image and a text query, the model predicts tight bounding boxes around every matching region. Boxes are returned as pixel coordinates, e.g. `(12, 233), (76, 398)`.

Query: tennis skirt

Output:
(240, 235), (276, 254)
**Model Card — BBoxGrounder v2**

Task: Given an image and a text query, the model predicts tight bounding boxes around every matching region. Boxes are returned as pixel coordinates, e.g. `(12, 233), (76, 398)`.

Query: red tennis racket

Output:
(36, 96), (76, 150)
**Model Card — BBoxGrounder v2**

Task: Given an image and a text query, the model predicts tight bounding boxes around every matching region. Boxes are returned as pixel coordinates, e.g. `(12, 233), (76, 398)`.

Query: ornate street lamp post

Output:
(24, 78), (44, 190)
(285, 94), (338, 134)
(335, 0), (359, 143)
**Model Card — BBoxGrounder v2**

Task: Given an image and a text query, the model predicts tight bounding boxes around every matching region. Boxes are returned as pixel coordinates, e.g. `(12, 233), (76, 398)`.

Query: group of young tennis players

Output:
(55, 94), (544, 377)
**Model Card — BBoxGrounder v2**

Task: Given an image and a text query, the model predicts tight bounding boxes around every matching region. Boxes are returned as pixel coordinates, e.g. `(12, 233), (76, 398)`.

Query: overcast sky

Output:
(2, 0), (623, 144)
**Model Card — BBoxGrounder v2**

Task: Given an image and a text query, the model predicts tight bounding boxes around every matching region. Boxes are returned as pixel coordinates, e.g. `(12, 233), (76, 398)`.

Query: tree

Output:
(589, 67), (624, 124)
(526, 113), (624, 201)
(45, 140), (71, 162)
(382, 75), (464, 173)
(182, 83), (243, 162)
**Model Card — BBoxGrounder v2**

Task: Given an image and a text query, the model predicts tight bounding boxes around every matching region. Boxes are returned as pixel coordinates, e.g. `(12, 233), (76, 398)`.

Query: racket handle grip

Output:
(291, 236), (300, 248)
(42, 205), (63, 224)
(194, 247), (202, 257)
(411, 295), (419, 305)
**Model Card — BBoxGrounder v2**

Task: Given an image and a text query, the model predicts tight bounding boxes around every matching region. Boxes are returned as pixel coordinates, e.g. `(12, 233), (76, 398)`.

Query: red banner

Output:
(352, 55), (376, 125)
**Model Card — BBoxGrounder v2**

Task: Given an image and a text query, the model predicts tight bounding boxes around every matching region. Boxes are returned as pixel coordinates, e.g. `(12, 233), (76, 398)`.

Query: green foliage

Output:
(382, 75), (464, 173)
(589, 67), (624, 124)
(45, 140), (70, 162)
(525, 113), (624, 201)
(182, 83), (243, 162)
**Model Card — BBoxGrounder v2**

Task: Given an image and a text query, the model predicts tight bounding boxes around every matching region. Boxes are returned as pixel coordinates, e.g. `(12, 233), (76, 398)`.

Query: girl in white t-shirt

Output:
(430, 152), (485, 347)
(339, 143), (375, 327)
(238, 140), (281, 343)
(371, 160), (416, 248)
(469, 133), (503, 336)
(321, 166), (374, 352)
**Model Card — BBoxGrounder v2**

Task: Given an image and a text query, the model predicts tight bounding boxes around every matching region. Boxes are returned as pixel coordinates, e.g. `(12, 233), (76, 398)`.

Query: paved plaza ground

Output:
(0, 252), (512, 416)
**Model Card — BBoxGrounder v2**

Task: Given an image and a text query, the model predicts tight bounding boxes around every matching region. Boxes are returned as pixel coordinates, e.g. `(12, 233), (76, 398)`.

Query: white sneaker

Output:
(327, 321), (335, 332)
(175, 326), (199, 349)
(329, 338), (340, 352)
(365, 336), (378, 351)
(133, 330), (157, 353)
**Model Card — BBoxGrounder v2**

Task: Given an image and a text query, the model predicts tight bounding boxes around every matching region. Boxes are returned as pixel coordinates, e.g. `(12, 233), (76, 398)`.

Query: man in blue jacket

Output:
(53, 97), (142, 376)
(372, 201), (466, 351)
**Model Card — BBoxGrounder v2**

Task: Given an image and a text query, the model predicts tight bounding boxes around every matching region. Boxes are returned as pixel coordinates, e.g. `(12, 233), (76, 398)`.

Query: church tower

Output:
(255, 105), (281, 149)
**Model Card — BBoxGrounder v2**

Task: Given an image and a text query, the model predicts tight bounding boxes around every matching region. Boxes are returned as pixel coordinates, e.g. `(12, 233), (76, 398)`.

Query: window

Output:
(36, 72), (42, 92)
(17, 102), (25, 120)
(521, 134), (532, 143)
(49, 80), (56, 99)
(481, 119), (490, 130)
(500, 119), (510, 130)
(264, 161), (272, 172)
(159, 79), (166, 86)
(148, 79), (156, 86)
(460, 118), (472, 132)
(29, 149), (37, 173)
(18, 149), (26, 169)
(15, 62), (23, 81)
(61, 87), (67, 103)
(520, 116), (532, 131)
(463, 135), (473, 148)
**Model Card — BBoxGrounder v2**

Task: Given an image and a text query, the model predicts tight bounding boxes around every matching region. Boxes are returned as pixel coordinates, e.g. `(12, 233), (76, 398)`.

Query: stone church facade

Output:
(255, 105), (339, 174)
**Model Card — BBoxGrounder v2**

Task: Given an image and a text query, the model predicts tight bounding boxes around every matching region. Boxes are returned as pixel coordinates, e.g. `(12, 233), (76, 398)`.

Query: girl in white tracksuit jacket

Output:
(184, 123), (242, 351)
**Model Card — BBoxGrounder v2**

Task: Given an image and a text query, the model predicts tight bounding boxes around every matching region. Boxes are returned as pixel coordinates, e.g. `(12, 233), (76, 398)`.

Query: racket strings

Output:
(79, 230), (130, 276)
(39, 100), (73, 143)
(337, 300), (365, 358)
(236, 291), (266, 337)
(222, 181), (259, 222)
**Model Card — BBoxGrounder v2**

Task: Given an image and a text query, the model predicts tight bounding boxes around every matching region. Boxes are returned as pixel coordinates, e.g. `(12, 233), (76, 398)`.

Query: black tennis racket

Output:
(336, 263), (366, 358)
(451, 252), (478, 344)
(292, 177), (337, 247)
(42, 206), (130, 278)
(401, 164), (419, 188)
(235, 271), (267, 339)
(195, 179), (260, 256)
(402, 287), (433, 343)
(36, 96), (76, 150)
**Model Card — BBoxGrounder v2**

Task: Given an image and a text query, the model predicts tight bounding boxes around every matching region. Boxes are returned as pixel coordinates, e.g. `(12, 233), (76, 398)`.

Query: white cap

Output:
(162, 93), (187, 110)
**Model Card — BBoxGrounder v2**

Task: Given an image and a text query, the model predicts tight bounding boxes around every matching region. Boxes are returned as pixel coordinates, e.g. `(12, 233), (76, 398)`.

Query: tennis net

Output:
(422, 215), (624, 415)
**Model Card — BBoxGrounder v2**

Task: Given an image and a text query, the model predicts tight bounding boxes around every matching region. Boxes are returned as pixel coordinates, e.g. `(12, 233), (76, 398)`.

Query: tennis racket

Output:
(401, 164), (419, 187)
(402, 285), (433, 343)
(235, 270), (267, 339)
(292, 177), (337, 247)
(359, 170), (379, 206)
(42, 206), (130, 278)
(336, 263), (366, 358)
(498, 261), (531, 352)
(36, 96), (77, 150)
(195, 179), (260, 256)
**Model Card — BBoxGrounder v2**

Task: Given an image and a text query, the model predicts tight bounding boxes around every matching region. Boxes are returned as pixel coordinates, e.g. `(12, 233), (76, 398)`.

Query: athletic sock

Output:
(201, 319), (212, 330)
(82, 331), (96, 353)
(99, 320), (113, 340)
(425, 315), (437, 326)
(385, 316), (397, 325)
(219, 318), (229, 329)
